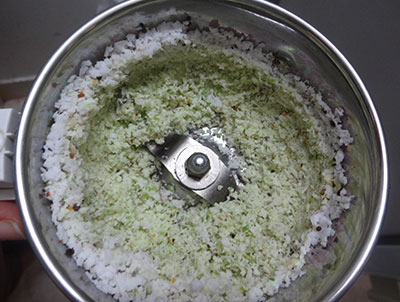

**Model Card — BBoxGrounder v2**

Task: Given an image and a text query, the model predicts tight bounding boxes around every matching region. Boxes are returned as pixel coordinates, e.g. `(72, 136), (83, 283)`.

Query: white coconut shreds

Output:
(41, 20), (354, 302)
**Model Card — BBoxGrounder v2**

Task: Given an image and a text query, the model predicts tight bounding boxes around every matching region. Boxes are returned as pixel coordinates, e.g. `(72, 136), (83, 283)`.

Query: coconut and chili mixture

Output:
(41, 20), (353, 302)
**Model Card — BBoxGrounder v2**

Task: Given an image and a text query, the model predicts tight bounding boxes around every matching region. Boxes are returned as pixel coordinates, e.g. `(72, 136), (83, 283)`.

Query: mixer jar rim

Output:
(14, 0), (388, 301)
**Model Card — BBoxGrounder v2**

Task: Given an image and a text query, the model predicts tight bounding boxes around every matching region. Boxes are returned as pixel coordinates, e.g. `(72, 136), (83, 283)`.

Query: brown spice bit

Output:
(77, 91), (85, 98)
(38, 193), (44, 199)
(316, 226), (322, 232)
(172, 238), (175, 244)
(65, 248), (74, 257)
(273, 57), (280, 66)
(165, 232), (168, 237)
(69, 152), (75, 159)
(297, 129), (302, 136)
(66, 205), (73, 211)
(46, 191), (50, 198)
(283, 110), (289, 115)
(232, 105), (239, 112)
(300, 163), (304, 168)
(215, 253), (219, 257)
(320, 189), (326, 195)
(52, 82), (58, 88)
(72, 204), (80, 211)
(209, 19), (219, 28)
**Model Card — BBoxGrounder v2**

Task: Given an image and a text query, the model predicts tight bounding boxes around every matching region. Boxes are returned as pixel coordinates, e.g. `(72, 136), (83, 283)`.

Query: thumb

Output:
(0, 201), (26, 240)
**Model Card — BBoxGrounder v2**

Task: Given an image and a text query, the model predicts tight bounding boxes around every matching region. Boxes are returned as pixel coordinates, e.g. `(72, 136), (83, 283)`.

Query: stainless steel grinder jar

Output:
(7, 1), (388, 301)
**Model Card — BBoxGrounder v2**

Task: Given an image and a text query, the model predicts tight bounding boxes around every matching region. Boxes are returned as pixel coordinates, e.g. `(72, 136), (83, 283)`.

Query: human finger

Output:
(0, 201), (26, 240)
